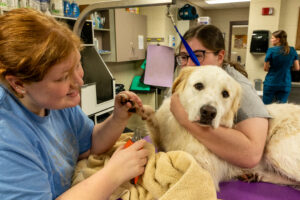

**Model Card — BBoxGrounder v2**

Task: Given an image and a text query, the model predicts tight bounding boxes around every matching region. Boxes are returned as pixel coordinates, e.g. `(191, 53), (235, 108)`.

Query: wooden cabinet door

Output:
(115, 9), (146, 62)
(133, 13), (147, 60)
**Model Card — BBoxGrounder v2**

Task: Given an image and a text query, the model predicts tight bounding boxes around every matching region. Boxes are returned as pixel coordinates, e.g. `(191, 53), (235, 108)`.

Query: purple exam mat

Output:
(143, 136), (300, 199)
(217, 181), (300, 200)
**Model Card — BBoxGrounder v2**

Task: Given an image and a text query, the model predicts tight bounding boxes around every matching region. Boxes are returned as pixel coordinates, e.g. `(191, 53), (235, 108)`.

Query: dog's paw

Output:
(119, 93), (132, 106)
(291, 185), (300, 191)
(238, 173), (260, 183)
(119, 93), (137, 113)
(139, 105), (155, 121)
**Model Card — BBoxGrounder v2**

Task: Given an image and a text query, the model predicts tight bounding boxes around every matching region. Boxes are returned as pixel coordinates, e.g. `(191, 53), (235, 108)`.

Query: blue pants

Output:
(263, 85), (291, 104)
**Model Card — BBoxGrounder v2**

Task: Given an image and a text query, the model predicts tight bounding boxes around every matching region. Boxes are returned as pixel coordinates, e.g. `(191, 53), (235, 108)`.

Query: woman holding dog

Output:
(263, 30), (299, 104)
(172, 24), (270, 168)
(0, 8), (149, 199)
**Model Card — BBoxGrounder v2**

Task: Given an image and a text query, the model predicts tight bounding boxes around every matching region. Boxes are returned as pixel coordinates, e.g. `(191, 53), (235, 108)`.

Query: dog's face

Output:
(172, 65), (241, 128)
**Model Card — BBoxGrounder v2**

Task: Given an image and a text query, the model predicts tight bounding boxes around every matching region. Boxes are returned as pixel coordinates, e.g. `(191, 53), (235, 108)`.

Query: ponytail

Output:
(223, 61), (248, 78)
(272, 30), (290, 55)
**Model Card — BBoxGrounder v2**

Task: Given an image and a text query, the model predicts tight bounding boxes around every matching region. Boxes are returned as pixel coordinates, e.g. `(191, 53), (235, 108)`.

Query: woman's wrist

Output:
(111, 112), (129, 125)
(100, 165), (124, 190)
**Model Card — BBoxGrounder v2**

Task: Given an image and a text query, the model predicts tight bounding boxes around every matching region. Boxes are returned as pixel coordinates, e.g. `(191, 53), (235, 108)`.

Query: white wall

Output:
(139, 6), (175, 47)
(279, 0), (300, 47)
(245, 0), (281, 84)
(245, 0), (300, 84)
(204, 8), (249, 57)
(139, 0), (204, 51)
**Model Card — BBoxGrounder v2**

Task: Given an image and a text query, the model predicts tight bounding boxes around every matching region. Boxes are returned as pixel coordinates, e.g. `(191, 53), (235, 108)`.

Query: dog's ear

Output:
(221, 81), (242, 128)
(231, 82), (242, 115)
(172, 67), (195, 94)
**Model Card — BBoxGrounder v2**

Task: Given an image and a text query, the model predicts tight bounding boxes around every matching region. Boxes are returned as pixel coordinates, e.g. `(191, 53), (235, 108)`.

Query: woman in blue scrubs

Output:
(0, 8), (149, 199)
(263, 30), (300, 104)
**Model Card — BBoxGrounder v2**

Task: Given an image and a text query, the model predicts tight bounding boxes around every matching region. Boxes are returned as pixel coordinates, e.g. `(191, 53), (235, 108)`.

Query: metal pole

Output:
(73, 0), (175, 36)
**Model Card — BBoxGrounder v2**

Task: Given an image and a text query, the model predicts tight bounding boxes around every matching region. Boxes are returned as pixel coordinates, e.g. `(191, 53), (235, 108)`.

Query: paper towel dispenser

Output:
(250, 30), (269, 53)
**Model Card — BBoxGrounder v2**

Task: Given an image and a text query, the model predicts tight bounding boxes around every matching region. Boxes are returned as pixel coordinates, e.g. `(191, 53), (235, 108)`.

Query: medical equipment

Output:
(167, 5), (200, 66)
(178, 4), (198, 20)
(124, 128), (144, 184)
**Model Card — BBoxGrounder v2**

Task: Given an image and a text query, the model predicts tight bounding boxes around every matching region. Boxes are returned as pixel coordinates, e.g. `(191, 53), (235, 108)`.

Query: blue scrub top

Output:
(0, 85), (94, 199)
(264, 46), (298, 87)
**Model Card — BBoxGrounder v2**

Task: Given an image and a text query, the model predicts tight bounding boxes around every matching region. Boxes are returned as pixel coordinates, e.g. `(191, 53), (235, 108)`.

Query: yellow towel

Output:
(72, 133), (217, 200)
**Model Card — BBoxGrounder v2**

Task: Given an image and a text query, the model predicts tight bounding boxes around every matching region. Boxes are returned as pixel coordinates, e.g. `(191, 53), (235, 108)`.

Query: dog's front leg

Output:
(119, 93), (164, 151)
(136, 105), (164, 151)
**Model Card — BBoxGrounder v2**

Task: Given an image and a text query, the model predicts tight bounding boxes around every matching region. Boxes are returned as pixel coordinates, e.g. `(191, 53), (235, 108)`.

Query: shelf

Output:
(54, 15), (92, 23)
(0, 9), (77, 19)
(53, 15), (77, 20)
(99, 52), (111, 55)
(0, 8), (10, 12)
(94, 27), (110, 32)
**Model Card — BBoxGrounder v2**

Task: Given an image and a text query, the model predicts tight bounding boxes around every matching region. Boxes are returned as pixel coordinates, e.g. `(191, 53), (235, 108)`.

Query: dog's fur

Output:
(137, 65), (300, 191)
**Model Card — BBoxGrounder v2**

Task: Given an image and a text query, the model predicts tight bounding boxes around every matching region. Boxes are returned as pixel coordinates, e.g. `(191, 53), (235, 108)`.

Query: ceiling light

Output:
(205, 0), (250, 4)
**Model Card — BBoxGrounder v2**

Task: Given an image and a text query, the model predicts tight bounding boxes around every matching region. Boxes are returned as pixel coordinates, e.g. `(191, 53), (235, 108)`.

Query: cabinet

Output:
(95, 8), (147, 62)
(94, 9), (117, 62)
(93, 10), (112, 54)
(114, 8), (147, 62)
(1, 7), (147, 63)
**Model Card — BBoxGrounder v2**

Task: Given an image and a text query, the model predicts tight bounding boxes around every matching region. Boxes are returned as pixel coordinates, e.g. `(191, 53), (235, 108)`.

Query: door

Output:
(228, 21), (248, 66)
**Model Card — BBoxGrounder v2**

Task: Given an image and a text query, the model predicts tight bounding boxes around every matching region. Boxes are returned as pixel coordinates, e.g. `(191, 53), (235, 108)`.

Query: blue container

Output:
(63, 0), (72, 17)
(71, 1), (80, 18)
(40, 0), (50, 12)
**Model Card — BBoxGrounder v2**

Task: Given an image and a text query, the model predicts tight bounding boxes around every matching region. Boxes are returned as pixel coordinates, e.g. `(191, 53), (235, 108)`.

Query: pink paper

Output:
(144, 45), (175, 87)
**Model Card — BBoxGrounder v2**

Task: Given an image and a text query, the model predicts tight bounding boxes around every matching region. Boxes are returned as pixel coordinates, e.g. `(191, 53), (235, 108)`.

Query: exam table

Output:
(143, 135), (300, 200)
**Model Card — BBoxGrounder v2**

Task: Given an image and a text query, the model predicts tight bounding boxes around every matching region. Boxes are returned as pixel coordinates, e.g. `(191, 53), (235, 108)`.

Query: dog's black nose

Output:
(200, 105), (217, 122)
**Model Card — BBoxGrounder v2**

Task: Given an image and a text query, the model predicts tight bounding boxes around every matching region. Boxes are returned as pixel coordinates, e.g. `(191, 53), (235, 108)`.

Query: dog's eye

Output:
(222, 90), (229, 98)
(194, 83), (204, 90)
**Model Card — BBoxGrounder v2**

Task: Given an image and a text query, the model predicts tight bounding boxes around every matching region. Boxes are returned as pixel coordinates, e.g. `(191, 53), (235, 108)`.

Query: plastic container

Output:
(126, 7), (139, 14)
(40, 0), (50, 13)
(96, 13), (102, 28)
(0, 0), (8, 9)
(27, 0), (40, 11)
(94, 38), (99, 51)
(91, 13), (96, 27)
(71, 0), (79, 18)
(254, 79), (263, 91)
(63, 0), (71, 17)
(198, 16), (211, 25)
(19, 0), (27, 8)
(50, 0), (63, 16)
(7, 0), (18, 9)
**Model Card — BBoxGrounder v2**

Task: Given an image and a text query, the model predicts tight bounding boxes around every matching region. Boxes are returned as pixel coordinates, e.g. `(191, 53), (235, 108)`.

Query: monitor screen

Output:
(55, 18), (94, 45)
(80, 46), (114, 104)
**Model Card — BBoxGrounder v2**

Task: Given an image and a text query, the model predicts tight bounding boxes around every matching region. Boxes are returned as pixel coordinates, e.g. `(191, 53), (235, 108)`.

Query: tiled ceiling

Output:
(187, 0), (250, 10)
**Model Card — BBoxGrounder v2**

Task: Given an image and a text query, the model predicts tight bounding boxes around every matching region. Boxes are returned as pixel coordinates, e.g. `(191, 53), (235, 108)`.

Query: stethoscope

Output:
(167, 5), (200, 66)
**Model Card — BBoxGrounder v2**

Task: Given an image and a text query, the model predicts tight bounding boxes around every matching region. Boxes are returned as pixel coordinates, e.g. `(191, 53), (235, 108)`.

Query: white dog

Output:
(134, 65), (300, 191)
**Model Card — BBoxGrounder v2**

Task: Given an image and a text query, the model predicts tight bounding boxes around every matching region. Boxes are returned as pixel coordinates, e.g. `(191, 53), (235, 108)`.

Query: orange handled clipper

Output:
(124, 139), (134, 148)
(124, 129), (143, 184)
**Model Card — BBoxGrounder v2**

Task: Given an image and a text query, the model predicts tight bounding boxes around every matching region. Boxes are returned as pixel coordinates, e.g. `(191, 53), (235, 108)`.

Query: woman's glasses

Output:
(176, 50), (217, 66)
